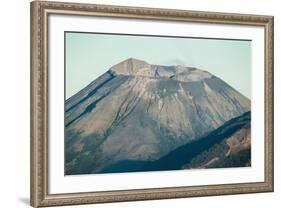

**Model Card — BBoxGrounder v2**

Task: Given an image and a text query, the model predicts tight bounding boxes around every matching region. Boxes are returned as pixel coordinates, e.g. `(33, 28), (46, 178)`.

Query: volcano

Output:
(65, 58), (251, 175)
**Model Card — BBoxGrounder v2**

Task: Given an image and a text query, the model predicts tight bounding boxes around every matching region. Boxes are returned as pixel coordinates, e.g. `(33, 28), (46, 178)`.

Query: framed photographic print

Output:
(30, 1), (274, 207)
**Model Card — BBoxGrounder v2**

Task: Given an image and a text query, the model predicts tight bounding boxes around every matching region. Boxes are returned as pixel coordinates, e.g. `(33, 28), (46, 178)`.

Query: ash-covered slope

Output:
(65, 58), (250, 175)
(101, 111), (251, 173)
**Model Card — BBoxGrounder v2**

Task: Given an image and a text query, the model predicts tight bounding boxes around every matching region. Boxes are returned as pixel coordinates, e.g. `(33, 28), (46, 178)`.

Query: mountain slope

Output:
(100, 111), (251, 173)
(65, 58), (251, 175)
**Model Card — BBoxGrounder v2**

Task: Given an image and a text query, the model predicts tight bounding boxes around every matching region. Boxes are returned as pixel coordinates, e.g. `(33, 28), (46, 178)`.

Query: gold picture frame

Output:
(30, 1), (274, 207)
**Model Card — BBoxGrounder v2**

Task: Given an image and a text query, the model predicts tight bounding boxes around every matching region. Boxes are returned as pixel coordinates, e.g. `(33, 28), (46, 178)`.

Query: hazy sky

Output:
(65, 32), (251, 99)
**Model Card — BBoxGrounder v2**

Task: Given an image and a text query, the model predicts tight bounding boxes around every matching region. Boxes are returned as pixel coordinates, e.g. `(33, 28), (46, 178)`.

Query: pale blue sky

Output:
(65, 32), (251, 99)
